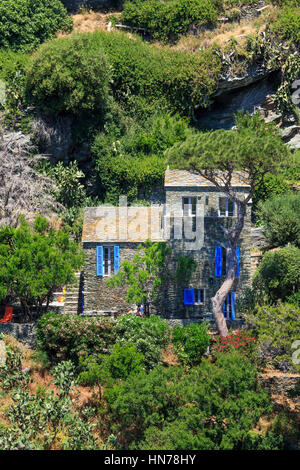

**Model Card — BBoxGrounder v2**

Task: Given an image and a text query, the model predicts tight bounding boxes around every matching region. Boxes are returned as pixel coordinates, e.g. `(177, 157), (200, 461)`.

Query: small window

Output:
(223, 294), (232, 319)
(183, 197), (197, 216)
(182, 197), (197, 235)
(205, 196), (209, 205)
(195, 288), (205, 305)
(219, 197), (235, 217)
(103, 246), (114, 276)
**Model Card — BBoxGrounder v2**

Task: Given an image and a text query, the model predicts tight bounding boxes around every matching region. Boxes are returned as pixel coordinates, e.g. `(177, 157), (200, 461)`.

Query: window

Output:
(103, 246), (114, 276)
(215, 246), (239, 277)
(223, 292), (235, 320)
(218, 197), (235, 217)
(96, 245), (119, 277)
(182, 197), (197, 232)
(184, 288), (205, 305)
(195, 288), (205, 305)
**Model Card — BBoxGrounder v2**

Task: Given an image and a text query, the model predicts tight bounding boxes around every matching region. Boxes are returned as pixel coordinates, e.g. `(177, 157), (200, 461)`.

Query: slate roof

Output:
(82, 205), (163, 243)
(164, 169), (250, 187)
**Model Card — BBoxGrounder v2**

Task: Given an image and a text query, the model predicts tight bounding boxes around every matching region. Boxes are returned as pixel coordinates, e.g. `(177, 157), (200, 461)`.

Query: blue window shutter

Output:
(236, 247), (239, 278)
(215, 246), (222, 277)
(114, 245), (120, 274)
(231, 292), (235, 320)
(184, 289), (195, 305)
(222, 302), (225, 317)
(96, 246), (103, 276)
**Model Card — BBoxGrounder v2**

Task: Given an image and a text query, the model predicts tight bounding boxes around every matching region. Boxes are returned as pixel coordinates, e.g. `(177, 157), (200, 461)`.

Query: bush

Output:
(36, 313), (117, 366)
(92, 31), (222, 117)
(121, 0), (221, 43)
(93, 112), (192, 202)
(172, 322), (210, 366)
(0, 0), (73, 52)
(270, 4), (300, 44)
(247, 303), (300, 372)
(26, 34), (111, 117)
(257, 192), (300, 248)
(102, 343), (145, 380)
(0, 217), (84, 319)
(253, 246), (300, 303)
(211, 330), (257, 360)
(104, 352), (273, 449)
(114, 315), (170, 370)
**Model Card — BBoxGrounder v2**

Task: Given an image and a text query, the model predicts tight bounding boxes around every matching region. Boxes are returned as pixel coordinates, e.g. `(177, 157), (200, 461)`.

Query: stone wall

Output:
(0, 323), (36, 349)
(83, 187), (252, 319)
(164, 186), (252, 318)
(83, 241), (139, 314)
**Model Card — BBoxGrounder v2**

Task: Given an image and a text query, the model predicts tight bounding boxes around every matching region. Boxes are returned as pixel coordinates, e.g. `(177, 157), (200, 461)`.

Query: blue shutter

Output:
(215, 246), (222, 277)
(236, 247), (239, 278)
(114, 245), (119, 274)
(96, 246), (103, 276)
(222, 302), (225, 317)
(184, 289), (195, 305)
(231, 292), (235, 320)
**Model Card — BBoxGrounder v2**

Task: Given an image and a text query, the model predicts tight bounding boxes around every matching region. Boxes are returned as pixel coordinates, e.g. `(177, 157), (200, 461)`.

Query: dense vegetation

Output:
(0, 0), (300, 452)
(0, 0), (73, 52)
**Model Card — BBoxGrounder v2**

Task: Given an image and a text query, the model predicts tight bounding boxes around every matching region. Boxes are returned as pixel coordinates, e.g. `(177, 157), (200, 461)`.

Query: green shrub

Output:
(114, 315), (170, 370)
(253, 246), (300, 303)
(121, 0), (221, 43)
(92, 31), (222, 117)
(104, 352), (273, 449)
(36, 313), (117, 366)
(172, 322), (210, 366)
(93, 112), (193, 202)
(270, 4), (300, 44)
(26, 34), (111, 117)
(102, 343), (145, 380)
(247, 303), (300, 372)
(257, 192), (300, 248)
(0, 0), (73, 52)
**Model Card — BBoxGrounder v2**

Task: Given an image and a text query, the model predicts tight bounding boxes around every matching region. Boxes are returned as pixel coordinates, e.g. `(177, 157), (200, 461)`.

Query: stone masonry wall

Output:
(163, 186), (252, 318)
(82, 187), (252, 319)
(83, 242), (139, 314)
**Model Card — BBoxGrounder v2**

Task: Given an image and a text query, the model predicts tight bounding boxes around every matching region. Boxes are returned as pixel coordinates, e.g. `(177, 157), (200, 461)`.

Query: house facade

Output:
(81, 169), (252, 320)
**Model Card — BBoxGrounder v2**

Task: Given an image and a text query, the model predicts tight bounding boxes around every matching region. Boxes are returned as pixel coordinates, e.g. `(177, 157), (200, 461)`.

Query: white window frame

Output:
(182, 196), (197, 217)
(218, 197), (235, 217)
(103, 246), (114, 277)
(195, 288), (205, 305)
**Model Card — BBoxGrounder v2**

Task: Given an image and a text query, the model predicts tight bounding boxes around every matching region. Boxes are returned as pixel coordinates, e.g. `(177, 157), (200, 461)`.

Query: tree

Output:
(107, 240), (171, 315)
(0, 216), (84, 319)
(26, 34), (111, 117)
(166, 113), (289, 336)
(253, 246), (300, 303)
(0, 134), (62, 227)
(257, 192), (300, 248)
(0, 0), (73, 52)
(107, 240), (196, 315)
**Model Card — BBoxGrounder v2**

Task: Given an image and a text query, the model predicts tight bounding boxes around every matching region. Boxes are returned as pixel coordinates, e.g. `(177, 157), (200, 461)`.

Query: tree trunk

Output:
(211, 200), (247, 336)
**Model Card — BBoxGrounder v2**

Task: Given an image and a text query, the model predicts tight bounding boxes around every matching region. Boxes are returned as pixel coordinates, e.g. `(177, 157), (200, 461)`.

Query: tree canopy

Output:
(0, 0), (73, 52)
(165, 113), (289, 198)
(0, 216), (84, 318)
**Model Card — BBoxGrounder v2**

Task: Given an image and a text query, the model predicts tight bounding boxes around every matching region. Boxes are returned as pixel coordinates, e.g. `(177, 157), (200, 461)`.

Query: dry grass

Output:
(59, 10), (121, 36)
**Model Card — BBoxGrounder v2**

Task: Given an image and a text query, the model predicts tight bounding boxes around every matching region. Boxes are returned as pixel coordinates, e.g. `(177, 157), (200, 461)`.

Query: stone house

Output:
(81, 169), (252, 320)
